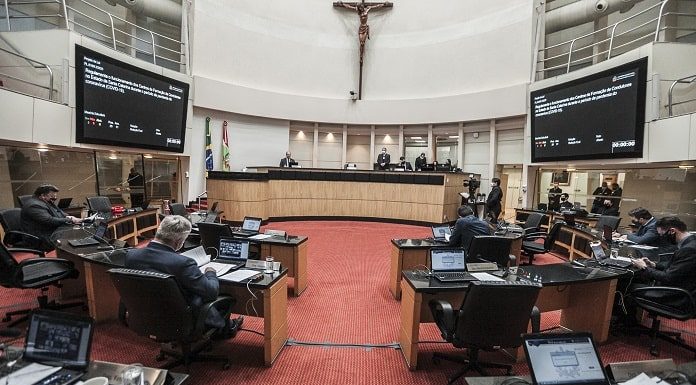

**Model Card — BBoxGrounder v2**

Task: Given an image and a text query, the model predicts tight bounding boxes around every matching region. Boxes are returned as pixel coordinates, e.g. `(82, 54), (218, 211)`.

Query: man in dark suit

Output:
(559, 193), (574, 210)
(125, 215), (243, 336)
(616, 207), (661, 246)
(448, 205), (491, 251)
(591, 182), (610, 213)
(414, 153), (427, 171)
(622, 216), (696, 321)
(397, 156), (412, 171)
(279, 151), (296, 167)
(21, 184), (82, 243)
(376, 147), (390, 170)
(548, 182), (562, 211)
(127, 168), (144, 208)
(486, 177), (503, 224)
(598, 199), (619, 216)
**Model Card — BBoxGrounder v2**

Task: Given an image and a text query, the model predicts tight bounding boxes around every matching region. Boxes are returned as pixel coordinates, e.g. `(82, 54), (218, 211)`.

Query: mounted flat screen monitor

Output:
(75, 45), (189, 153)
(530, 57), (647, 162)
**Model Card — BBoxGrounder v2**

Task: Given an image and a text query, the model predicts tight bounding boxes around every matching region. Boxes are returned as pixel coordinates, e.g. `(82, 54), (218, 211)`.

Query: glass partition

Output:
(144, 157), (179, 203)
(95, 152), (144, 207)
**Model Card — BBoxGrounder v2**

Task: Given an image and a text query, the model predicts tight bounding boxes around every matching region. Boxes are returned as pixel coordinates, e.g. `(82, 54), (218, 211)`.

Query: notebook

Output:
(231, 216), (262, 237)
(0, 310), (94, 385)
(68, 222), (108, 247)
(523, 332), (610, 385)
(430, 248), (476, 282)
(57, 198), (73, 209)
(431, 225), (452, 243)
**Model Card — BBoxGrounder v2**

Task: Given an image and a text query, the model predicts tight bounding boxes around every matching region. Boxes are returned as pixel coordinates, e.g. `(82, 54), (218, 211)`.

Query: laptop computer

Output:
(57, 198), (73, 209)
(431, 225), (452, 243)
(590, 241), (632, 268)
(231, 216), (262, 237)
(430, 248), (477, 283)
(133, 199), (151, 212)
(216, 237), (260, 268)
(0, 310), (94, 385)
(522, 332), (610, 385)
(68, 222), (108, 247)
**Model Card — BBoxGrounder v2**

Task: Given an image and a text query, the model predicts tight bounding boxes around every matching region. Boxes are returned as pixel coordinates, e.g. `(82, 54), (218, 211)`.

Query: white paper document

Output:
(629, 244), (658, 250)
(0, 363), (62, 385)
(200, 261), (236, 276)
(218, 269), (262, 282)
(470, 272), (506, 282)
(619, 372), (662, 385)
(181, 246), (210, 267)
(248, 234), (273, 240)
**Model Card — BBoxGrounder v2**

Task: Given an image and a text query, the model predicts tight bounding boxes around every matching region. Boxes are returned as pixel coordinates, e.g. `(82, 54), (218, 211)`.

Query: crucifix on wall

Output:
(333, 0), (393, 100)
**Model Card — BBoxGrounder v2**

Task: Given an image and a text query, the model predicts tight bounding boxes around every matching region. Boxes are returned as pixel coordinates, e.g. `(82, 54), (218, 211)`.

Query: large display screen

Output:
(75, 45), (189, 153)
(530, 58), (647, 162)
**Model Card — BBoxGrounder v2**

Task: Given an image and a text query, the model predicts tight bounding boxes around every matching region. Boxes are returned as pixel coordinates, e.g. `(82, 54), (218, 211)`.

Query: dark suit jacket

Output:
(20, 197), (72, 241)
(125, 241), (225, 327)
(414, 157), (427, 170)
(486, 186), (502, 212)
(636, 235), (696, 309)
(448, 215), (491, 251)
(599, 205), (619, 216)
(627, 217), (659, 245)
(377, 153), (390, 170)
(279, 158), (296, 167)
(398, 161), (413, 171)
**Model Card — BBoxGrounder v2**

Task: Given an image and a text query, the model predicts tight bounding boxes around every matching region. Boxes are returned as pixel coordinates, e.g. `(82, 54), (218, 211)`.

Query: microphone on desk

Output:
(571, 259), (586, 268)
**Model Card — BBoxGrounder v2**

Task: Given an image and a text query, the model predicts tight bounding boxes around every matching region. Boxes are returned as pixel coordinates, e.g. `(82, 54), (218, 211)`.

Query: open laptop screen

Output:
(430, 248), (466, 272)
(24, 310), (94, 369)
(431, 225), (452, 239)
(523, 332), (609, 385)
(218, 237), (250, 261)
(241, 217), (262, 231)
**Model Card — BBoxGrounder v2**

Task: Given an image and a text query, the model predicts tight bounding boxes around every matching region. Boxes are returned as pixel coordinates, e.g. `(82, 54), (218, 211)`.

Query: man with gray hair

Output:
(125, 215), (243, 336)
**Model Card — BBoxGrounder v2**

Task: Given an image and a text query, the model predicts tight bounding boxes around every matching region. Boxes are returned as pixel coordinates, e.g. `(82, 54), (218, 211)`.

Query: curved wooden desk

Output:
(207, 168), (468, 224)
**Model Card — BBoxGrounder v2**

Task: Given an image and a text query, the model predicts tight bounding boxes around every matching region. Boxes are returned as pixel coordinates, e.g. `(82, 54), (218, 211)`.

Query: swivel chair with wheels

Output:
(521, 220), (564, 265)
(16, 195), (32, 208)
(630, 285), (696, 356)
(0, 208), (52, 251)
(523, 212), (546, 235)
(467, 236), (515, 267)
(0, 242), (81, 326)
(86, 196), (112, 215)
(108, 268), (235, 370)
(429, 281), (541, 384)
(169, 203), (190, 217)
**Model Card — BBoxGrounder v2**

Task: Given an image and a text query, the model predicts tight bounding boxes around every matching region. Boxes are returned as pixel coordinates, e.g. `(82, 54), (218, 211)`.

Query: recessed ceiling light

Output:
(410, 136), (422, 140)
(36, 148), (49, 152)
(143, 154), (153, 159)
(678, 165), (694, 169)
(448, 135), (459, 139)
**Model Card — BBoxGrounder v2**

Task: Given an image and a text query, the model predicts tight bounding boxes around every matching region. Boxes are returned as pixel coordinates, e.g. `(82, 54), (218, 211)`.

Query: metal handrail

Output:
(536, 0), (696, 77)
(668, 74), (696, 116)
(1, 0), (186, 71)
(0, 45), (53, 99)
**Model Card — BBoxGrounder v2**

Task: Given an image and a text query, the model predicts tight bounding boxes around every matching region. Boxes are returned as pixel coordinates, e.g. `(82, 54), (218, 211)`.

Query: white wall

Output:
(346, 135), (370, 169)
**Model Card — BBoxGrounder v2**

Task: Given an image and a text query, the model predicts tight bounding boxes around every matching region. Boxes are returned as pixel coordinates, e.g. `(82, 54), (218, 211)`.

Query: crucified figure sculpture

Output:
(334, 0), (393, 99)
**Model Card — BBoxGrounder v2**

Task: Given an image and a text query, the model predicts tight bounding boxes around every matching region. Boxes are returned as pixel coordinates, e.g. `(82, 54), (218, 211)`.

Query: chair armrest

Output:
(4, 231), (43, 248)
(16, 258), (77, 288)
(530, 306), (541, 333)
(631, 286), (696, 318)
(508, 254), (516, 267)
(7, 247), (45, 258)
(523, 234), (549, 242)
(194, 295), (236, 333)
(428, 299), (456, 341)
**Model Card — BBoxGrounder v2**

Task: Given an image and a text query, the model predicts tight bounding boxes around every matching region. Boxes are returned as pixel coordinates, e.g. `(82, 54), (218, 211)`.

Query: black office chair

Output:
(595, 215), (621, 231)
(467, 236), (515, 267)
(0, 208), (52, 251)
(630, 286), (696, 356)
(523, 212), (546, 235)
(86, 196), (112, 214)
(521, 220), (564, 265)
(169, 203), (189, 217)
(196, 222), (233, 256)
(108, 268), (235, 370)
(16, 195), (32, 208)
(0, 242), (81, 326)
(429, 281), (541, 383)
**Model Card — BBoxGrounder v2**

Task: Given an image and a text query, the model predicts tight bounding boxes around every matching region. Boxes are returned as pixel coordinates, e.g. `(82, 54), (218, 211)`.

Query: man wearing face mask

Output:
(614, 207), (660, 246)
(125, 215), (244, 337)
(486, 177), (503, 224)
(21, 184), (82, 242)
(559, 193), (574, 210)
(377, 147), (390, 170)
(414, 153), (427, 171)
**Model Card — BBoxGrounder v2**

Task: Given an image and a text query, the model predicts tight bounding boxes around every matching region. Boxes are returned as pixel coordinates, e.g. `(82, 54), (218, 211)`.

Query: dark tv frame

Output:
(530, 57), (648, 163)
(74, 45), (189, 153)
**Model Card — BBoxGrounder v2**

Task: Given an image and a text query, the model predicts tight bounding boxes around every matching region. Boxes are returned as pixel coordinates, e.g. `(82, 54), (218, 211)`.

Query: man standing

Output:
(125, 215), (243, 335)
(414, 153), (427, 171)
(376, 147), (390, 170)
(598, 199), (619, 216)
(548, 182), (563, 211)
(21, 184), (82, 244)
(591, 182), (610, 213)
(448, 205), (491, 251)
(279, 152), (296, 167)
(486, 177), (503, 224)
(127, 167), (144, 208)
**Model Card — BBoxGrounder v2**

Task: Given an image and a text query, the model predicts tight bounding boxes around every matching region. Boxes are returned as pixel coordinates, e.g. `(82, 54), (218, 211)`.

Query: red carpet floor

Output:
(2, 221), (695, 385)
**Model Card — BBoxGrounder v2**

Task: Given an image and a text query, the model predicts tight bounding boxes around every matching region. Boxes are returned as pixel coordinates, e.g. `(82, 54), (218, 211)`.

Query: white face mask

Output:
(490, 183), (495, 187)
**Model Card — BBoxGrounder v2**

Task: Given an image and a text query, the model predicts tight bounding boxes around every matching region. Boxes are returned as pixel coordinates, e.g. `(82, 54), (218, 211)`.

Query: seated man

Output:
(397, 156), (412, 171)
(559, 193), (573, 210)
(125, 215), (243, 337)
(448, 205), (491, 251)
(21, 184), (82, 245)
(617, 216), (696, 325)
(615, 207), (660, 246)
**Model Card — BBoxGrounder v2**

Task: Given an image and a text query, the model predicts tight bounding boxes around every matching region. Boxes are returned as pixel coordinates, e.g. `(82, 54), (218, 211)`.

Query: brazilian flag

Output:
(205, 117), (213, 171)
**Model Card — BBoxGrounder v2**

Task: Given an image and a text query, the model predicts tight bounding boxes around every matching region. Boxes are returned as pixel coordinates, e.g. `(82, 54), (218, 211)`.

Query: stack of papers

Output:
(181, 246), (235, 276)
(469, 272), (506, 282)
(218, 269), (262, 282)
